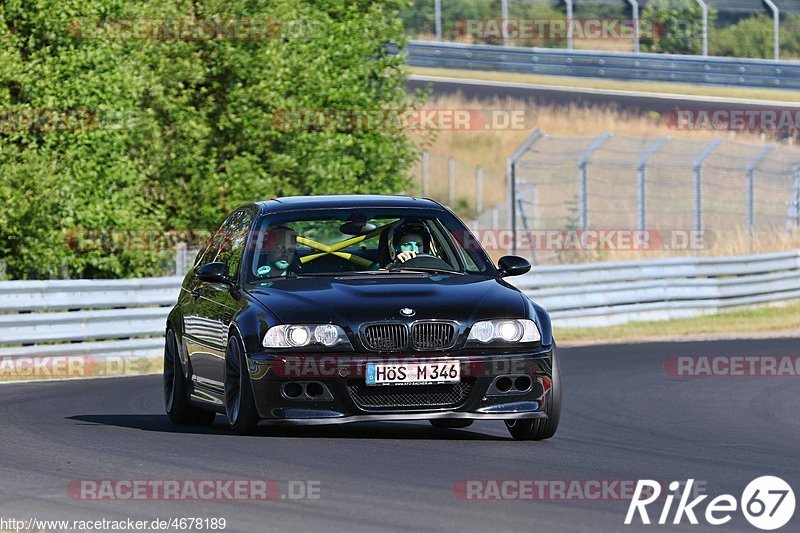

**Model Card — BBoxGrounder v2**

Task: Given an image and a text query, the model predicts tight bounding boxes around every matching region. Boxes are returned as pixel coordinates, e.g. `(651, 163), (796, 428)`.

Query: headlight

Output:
(467, 319), (540, 344)
(263, 324), (351, 349)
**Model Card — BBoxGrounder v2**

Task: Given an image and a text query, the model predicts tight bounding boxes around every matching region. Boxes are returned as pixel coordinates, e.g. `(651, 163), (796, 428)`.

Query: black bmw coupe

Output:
(164, 195), (561, 440)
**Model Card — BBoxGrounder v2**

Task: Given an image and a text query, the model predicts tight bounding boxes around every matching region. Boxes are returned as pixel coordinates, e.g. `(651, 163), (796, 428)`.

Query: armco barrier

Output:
(0, 251), (798, 362)
(402, 41), (800, 89)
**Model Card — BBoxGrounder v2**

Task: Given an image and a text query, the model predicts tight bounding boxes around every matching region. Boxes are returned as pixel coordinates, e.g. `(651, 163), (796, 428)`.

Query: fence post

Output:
(507, 129), (544, 255)
(434, 0), (442, 40)
(577, 132), (613, 230)
(475, 166), (484, 215)
(695, 0), (709, 56)
(745, 145), (775, 233)
(763, 0), (780, 60)
(636, 136), (670, 232)
(175, 242), (188, 276)
(693, 138), (724, 233)
(501, 0), (509, 47)
(627, 0), (640, 53)
(422, 150), (430, 197)
(789, 166), (800, 230)
(448, 157), (455, 206)
(565, 0), (574, 50)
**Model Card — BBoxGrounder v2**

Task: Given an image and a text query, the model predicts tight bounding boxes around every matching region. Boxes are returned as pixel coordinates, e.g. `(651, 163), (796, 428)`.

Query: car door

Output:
(184, 209), (253, 390)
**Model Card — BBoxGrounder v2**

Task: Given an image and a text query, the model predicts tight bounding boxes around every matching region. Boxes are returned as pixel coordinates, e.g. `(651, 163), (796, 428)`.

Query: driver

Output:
(258, 225), (298, 277)
(389, 221), (432, 264)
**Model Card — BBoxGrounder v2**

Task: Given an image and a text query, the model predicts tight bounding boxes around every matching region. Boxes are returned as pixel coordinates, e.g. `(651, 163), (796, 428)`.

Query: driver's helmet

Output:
(389, 220), (431, 259)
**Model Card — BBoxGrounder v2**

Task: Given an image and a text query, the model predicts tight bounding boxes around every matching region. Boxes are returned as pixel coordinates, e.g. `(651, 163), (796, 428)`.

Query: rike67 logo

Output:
(626, 477), (795, 530)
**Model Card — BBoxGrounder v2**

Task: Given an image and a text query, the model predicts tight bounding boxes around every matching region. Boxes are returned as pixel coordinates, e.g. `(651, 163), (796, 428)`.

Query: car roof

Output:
(254, 195), (444, 214)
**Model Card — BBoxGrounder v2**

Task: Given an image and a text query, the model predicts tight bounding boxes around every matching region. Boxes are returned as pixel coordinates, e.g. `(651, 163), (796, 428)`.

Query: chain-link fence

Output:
(407, 151), (507, 225)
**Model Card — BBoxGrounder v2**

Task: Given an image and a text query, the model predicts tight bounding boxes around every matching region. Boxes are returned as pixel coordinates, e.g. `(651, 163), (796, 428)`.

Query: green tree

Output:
(711, 14), (800, 59)
(0, 0), (419, 279)
(640, 0), (716, 55)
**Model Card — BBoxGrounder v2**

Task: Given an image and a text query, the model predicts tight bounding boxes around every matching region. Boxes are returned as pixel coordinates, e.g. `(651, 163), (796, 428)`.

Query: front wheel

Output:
(506, 344), (562, 441)
(163, 328), (215, 425)
(224, 333), (260, 434)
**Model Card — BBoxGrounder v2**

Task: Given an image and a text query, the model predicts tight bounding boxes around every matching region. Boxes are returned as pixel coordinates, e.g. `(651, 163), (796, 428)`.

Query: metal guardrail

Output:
(404, 41), (800, 89)
(514, 250), (800, 327)
(0, 250), (798, 361)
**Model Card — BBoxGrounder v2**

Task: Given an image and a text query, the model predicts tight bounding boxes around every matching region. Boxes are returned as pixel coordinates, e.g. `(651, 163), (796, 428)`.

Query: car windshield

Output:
(245, 208), (493, 282)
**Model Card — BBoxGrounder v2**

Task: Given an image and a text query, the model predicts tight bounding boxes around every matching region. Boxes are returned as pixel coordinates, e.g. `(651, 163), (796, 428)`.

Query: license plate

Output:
(365, 361), (460, 386)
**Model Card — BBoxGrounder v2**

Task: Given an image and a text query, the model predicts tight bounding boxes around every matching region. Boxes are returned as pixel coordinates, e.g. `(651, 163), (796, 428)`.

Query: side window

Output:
(216, 210), (253, 278)
(195, 210), (253, 278)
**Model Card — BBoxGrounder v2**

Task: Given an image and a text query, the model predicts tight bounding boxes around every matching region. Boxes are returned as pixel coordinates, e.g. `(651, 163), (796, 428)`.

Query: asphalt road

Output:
(408, 76), (800, 115)
(1, 337), (798, 532)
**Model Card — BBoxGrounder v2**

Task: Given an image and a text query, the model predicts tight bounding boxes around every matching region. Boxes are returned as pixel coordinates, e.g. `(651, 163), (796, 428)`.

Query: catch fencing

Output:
(506, 129), (800, 261)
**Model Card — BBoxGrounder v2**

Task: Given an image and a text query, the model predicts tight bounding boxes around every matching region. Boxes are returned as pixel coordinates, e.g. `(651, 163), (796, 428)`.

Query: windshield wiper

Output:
(387, 266), (465, 275)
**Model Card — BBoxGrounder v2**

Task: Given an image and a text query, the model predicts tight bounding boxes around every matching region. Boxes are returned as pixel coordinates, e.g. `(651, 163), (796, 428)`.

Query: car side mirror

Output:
(196, 262), (234, 285)
(497, 255), (531, 278)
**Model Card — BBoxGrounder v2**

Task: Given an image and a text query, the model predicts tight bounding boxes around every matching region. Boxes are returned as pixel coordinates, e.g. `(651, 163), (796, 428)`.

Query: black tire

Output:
(430, 419), (474, 429)
(505, 344), (562, 441)
(163, 328), (216, 425)
(224, 333), (260, 434)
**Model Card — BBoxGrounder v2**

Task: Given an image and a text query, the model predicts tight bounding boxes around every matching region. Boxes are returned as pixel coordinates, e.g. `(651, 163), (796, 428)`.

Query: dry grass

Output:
(557, 300), (800, 344)
(411, 92), (771, 174)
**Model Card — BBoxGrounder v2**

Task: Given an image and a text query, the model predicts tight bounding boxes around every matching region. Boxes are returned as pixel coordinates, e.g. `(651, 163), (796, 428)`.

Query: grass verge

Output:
(411, 66), (800, 103)
(556, 301), (800, 345)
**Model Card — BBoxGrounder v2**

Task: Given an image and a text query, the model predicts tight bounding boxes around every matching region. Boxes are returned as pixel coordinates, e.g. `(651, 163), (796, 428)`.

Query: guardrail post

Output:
(693, 138), (724, 233)
(507, 129), (544, 255)
(763, 0), (780, 60)
(577, 132), (613, 229)
(434, 0), (442, 40)
(637, 137), (670, 232)
(476, 166), (484, 215)
(745, 145), (775, 233)
(695, 0), (709, 56)
(448, 157), (456, 206)
(422, 150), (430, 197)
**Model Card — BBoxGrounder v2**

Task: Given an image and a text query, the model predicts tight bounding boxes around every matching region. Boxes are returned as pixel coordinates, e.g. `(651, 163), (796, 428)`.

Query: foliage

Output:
(640, 0), (716, 55)
(711, 14), (800, 60)
(0, 0), (419, 279)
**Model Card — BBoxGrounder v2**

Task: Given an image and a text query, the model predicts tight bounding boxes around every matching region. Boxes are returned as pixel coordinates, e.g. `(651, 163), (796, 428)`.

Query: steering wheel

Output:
(391, 253), (454, 270)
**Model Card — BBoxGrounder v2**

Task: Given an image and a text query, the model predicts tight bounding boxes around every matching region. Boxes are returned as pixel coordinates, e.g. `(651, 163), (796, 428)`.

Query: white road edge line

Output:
(409, 74), (800, 108)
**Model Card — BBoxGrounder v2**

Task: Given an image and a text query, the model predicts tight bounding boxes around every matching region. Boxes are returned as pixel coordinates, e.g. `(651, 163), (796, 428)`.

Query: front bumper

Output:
(245, 348), (554, 424)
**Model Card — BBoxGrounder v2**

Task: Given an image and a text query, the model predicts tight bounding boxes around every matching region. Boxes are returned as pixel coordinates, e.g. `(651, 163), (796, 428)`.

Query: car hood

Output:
(246, 273), (527, 326)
